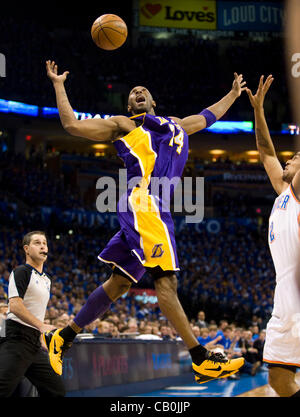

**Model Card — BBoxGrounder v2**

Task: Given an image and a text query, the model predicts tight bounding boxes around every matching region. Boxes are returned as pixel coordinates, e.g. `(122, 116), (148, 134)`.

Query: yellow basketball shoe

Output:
(42, 328), (72, 375)
(193, 351), (244, 384)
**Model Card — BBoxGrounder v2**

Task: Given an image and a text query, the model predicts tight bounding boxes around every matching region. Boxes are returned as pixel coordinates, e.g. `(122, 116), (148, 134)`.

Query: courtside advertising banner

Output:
(62, 340), (190, 394)
(217, 1), (284, 31)
(139, 0), (217, 30)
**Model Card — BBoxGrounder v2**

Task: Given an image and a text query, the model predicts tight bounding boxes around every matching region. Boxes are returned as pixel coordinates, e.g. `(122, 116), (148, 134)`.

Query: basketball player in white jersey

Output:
(246, 75), (300, 397)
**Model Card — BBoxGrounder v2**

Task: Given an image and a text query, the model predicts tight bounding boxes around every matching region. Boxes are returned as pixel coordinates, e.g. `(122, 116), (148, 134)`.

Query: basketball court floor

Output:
(133, 370), (300, 397)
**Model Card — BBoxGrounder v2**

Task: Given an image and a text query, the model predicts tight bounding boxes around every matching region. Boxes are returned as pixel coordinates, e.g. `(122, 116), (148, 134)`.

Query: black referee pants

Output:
(0, 320), (65, 397)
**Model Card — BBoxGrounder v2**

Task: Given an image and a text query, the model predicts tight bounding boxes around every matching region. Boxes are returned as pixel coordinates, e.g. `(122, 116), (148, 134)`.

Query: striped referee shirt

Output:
(7, 264), (51, 329)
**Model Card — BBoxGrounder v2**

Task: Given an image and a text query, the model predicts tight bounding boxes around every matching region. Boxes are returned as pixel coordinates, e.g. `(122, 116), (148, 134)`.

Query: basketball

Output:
(91, 14), (128, 50)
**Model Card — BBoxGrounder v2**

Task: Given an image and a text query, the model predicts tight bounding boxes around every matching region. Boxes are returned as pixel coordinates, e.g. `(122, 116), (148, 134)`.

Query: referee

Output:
(0, 231), (65, 397)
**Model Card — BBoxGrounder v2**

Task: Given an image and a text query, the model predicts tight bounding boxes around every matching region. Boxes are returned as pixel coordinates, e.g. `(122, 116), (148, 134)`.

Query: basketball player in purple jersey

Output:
(43, 60), (245, 383)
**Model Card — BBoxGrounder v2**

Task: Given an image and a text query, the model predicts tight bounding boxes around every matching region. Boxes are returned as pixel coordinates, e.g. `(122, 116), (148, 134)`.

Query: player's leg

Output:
(154, 273), (199, 350)
(43, 230), (144, 375)
(68, 271), (132, 333)
(43, 271), (132, 375)
(268, 365), (300, 397)
(153, 271), (244, 383)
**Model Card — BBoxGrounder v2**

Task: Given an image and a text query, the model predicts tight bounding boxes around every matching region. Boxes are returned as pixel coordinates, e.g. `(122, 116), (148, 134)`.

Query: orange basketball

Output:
(91, 14), (128, 50)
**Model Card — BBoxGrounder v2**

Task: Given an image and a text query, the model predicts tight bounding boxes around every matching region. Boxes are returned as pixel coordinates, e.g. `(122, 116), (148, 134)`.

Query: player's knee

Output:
(110, 273), (132, 298)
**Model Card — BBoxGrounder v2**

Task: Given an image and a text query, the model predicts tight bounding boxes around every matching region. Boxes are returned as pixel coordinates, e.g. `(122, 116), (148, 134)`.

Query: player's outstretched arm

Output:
(246, 75), (288, 195)
(175, 73), (247, 135)
(46, 60), (126, 142)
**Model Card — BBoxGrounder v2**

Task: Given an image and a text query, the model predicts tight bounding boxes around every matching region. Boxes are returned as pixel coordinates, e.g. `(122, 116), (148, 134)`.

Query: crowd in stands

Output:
(0, 16), (289, 128)
(0, 151), (276, 219)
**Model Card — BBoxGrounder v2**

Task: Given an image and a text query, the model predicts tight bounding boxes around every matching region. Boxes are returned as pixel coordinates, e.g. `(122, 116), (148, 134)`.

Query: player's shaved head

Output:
(127, 86), (156, 115)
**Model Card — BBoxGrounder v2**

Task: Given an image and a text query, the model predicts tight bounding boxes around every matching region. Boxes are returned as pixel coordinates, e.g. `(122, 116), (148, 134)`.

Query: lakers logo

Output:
(151, 244), (164, 258)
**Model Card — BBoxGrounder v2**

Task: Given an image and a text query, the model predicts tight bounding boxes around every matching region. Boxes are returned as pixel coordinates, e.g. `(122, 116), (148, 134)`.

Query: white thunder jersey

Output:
(263, 183), (300, 366)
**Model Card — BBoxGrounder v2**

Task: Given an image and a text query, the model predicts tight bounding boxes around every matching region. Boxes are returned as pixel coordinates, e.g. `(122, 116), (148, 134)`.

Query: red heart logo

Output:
(145, 3), (162, 16)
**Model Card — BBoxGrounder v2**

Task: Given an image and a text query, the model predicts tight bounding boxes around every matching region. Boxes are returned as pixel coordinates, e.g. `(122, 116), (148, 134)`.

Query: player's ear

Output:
(152, 100), (156, 109)
(127, 103), (132, 113)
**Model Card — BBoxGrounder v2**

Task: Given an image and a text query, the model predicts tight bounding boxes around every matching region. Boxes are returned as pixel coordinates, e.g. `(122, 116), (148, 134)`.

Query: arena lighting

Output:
(209, 149), (226, 155)
(246, 150), (259, 156)
(206, 121), (253, 133)
(92, 144), (108, 150)
(42, 107), (59, 117)
(280, 151), (294, 156)
(0, 98), (38, 117)
(281, 123), (300, 135)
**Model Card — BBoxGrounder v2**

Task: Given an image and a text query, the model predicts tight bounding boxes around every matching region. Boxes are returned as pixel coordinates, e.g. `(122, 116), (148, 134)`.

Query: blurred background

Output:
(0, 0), (294, 396)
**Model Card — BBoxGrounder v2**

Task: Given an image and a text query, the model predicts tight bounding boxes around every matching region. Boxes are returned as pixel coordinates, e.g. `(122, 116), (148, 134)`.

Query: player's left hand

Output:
(231, 72), (247, 98)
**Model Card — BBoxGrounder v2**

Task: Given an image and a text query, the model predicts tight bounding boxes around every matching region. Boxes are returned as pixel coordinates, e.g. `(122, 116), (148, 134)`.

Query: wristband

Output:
(199, 109), (217, 128)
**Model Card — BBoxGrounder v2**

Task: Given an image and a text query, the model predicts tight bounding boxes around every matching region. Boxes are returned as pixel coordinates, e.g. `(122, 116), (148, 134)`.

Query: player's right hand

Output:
(46, 60), (69, 84)
(246, 74), (274, 109)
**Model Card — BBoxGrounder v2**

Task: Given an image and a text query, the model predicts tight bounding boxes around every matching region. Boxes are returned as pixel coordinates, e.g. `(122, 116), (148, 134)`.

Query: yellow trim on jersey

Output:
(129, 112), (146, 123)
(119, 126), (157, 187)
(97, 255), (138, 283)
(128, 188), (178, 271)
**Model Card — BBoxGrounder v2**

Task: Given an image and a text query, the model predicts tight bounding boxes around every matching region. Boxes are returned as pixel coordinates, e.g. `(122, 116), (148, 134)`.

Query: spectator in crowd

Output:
(253, 330), (266, 363)
(121, 318), (139, 337)
(192, 325), (201, 341)
(159, 325), (174, 341)
(197, 328), (214, 348)
(82, 319), (100, 335)
(251, 325), (260, 341)
(226, 328), (261, 377)
(136, 324), (162, 340)
(96, 320), (112, 338)
(195, 311), (208, 329)
(217, 320), (229, 338)
(239, 330), (260, 364)
(219, 326), (234, 351)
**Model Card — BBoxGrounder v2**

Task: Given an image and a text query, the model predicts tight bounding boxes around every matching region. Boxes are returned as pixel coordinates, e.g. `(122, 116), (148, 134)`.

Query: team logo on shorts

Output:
(151, 244), (164, 258)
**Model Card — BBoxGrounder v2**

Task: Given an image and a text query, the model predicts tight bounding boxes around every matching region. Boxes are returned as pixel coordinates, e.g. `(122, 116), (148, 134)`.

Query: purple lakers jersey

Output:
(99, 112), (188, 281)
(113, 113), (189, 196)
